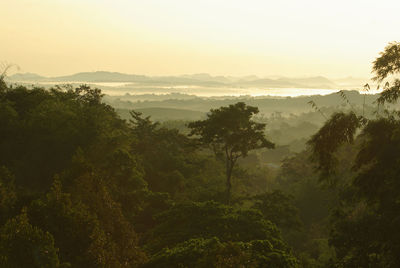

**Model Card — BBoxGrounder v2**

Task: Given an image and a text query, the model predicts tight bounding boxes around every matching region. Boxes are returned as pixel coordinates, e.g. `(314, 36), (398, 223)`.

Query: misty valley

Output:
(1, 42), (400, 268)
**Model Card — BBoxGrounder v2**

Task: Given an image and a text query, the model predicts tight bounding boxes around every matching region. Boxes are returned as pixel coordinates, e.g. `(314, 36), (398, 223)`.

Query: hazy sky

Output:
(1, 0), (400, 78)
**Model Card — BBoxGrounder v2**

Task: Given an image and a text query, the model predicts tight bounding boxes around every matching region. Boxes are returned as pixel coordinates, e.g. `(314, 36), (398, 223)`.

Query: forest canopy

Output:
(1, 41), (400, 267)
(0, 82), (297, 267)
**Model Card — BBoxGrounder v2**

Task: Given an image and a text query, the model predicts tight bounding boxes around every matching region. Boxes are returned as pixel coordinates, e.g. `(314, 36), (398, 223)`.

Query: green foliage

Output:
(72, 173), (148, 267)
(252, 190), (302, 230)
(372, 42), (400, 107)
(4, 72), (384, 267)
(307, 111), (361, 177)
(328, 116), (400, 266)
(28, 179), (112, 267)
(328, 204), (392, 267)
(275, 152), (338, 267)
(0, 167), (17, 225)
(130, 111), (194, 196)
(372, 42), (400, 82)
(0, 82), (148, 267)
(376, 80), (400, 105)
(188, 102), (274, 203)
(0, 209), (65, 268)
(0, 84), (131, 191)
(308, 112), (400, 266)
(145, 238), (298, 268)
(132, 190), (172, 233)
(188, 102), (274, 158)
(147, 201), (286, 252)
(308, 41), (400, 267)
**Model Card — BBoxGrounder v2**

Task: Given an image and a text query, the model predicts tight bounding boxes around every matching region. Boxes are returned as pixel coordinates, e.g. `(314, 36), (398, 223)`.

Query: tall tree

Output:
(188, 102), (274, 203)
(307, 41), (400, 267)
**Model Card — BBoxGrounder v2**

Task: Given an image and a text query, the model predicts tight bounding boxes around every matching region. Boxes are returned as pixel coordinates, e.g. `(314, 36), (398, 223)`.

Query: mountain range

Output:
(7, 71), (368, 89)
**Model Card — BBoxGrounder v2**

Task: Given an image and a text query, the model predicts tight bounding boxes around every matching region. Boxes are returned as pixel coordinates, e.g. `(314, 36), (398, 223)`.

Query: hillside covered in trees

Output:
(1, 42), (400, 267)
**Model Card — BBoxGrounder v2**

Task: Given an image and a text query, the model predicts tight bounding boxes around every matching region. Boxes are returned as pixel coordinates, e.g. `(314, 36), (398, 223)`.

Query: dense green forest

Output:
(1, 42), (400, 267)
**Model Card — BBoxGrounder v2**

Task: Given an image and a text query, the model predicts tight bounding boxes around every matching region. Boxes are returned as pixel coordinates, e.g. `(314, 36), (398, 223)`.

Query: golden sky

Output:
(1, 0), (400, 77)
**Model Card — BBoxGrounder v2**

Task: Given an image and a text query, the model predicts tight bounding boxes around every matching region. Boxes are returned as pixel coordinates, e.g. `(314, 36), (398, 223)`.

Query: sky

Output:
(1, 0), (400, 78)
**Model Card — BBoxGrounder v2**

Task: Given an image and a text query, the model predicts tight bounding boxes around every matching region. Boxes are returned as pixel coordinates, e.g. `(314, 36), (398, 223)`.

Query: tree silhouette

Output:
(307, 41), (400, 266)
(188, 102), (274, 203)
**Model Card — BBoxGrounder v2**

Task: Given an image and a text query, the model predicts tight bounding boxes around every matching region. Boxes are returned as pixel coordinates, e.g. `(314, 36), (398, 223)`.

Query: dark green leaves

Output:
(148, 201), (282, 252)
(0, 209), (64, 268)
(307, 112), (361, 176)
(376, 79), (400, 105)
(372, 42), (400, 82)
(188, 102), (274, 158)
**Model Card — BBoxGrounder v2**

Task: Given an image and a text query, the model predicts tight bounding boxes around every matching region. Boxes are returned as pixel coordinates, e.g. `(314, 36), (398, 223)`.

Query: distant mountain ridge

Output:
(7, 71), (366, 89)
(8, 72), (47, 81)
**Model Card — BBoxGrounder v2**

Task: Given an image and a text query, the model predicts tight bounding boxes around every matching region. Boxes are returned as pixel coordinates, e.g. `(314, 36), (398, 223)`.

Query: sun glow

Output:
(2, 0), (400, 77)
